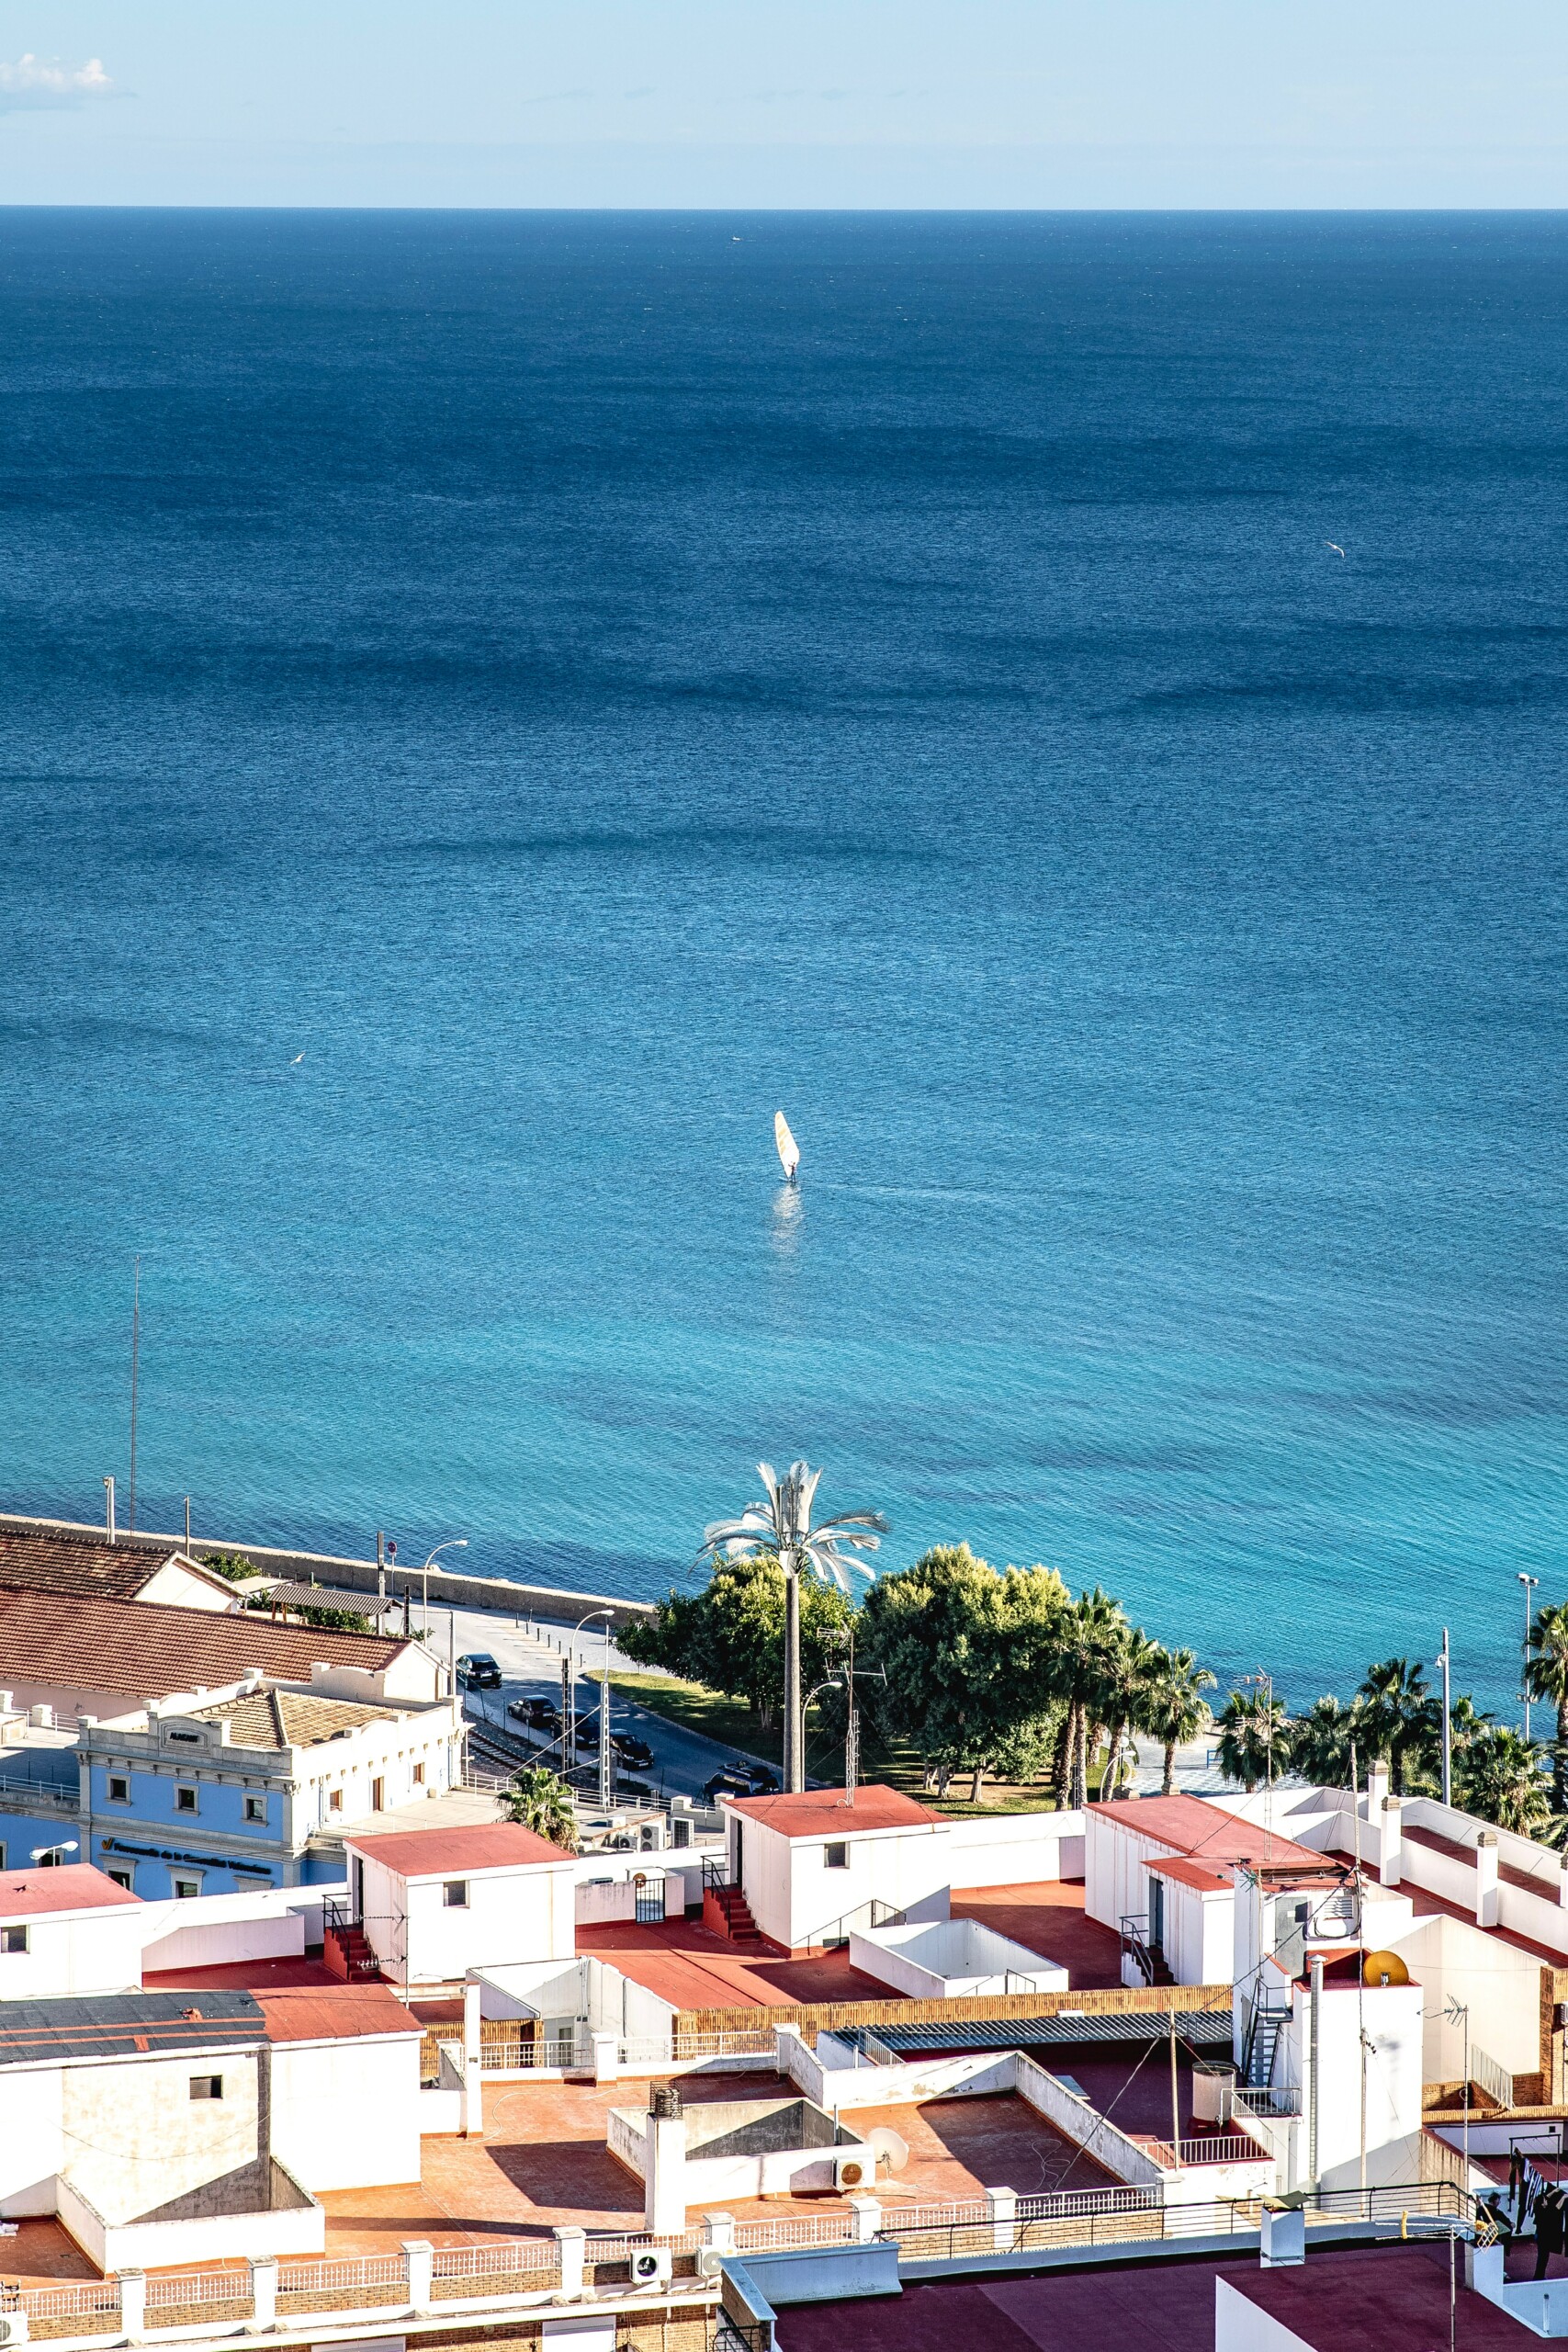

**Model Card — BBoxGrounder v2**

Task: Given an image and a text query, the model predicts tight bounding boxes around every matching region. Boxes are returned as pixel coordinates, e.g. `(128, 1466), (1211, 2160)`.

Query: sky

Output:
(2, 2), (1568, 209)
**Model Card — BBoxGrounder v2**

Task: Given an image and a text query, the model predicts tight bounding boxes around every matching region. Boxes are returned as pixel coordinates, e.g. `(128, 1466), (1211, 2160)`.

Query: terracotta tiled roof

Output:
(0, 1582), (411, 1702)
(187, 1688), (398, 1750)
(345, 1822), (572, 1874)
(722, 1784), (944, 1837)
(255, 1984), (418, 2042)
(1145, 1855), (1234, 1894)
(0, 1863), (143, 1919)
(0, 1527), (196, 1603)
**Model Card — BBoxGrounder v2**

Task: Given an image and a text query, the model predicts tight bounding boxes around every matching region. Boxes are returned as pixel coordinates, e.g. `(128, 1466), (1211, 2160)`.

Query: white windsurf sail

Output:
(774, 1110), (800, 1179)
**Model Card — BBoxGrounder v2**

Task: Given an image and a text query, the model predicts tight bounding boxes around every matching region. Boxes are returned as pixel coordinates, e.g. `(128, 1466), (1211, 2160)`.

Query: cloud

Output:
(0, 54), (114, 112)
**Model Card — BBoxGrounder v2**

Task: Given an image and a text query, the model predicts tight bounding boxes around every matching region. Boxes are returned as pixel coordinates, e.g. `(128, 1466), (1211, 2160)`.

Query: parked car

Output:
(703, 1770), (757, 1804)
(738, 1763), (779, 1792)
(613, 1733), (655, 1770)
(508, 1696), (562, 1734)
(456, 1652), (502, 1690)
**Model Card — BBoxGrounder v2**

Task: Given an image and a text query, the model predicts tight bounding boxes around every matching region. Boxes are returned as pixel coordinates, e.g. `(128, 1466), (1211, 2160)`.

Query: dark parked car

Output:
(508, 1696), (562, 1734)
(703, 1770), (758, 1804)
(738, 1764), (779, 1793)
(456, 1652), (502, 1690)
(614, 1733), (655, 1770)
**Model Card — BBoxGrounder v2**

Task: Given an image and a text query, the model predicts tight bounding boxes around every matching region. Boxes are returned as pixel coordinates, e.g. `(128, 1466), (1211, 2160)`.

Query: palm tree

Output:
(699, 1461), (887, 1792)
(1045, 1588), (1129, 1809)
(1289, 1694), (1373, 1790)
(1527, 1602), (1568, 1811)
(504, 1766), (580, 1850)
(1453, 1727), (1555, 1839)
(1093, 1625), (1167, 1800)
(1216, 1689), (1291, 1793)
(1141, 1647), (1217, 1796)
(1358, 1657), (1439, 1796)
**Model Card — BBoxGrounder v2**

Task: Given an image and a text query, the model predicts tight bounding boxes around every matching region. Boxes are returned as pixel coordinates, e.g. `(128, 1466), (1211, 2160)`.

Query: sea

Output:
(1, 209), (1564, 1720)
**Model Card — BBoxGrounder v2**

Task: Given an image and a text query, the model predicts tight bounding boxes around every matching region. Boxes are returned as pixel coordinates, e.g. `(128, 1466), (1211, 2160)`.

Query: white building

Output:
(717, 1785), (953, 1955)
(0, 1863), (147, 1998)
(345, 1820), (577, 1987)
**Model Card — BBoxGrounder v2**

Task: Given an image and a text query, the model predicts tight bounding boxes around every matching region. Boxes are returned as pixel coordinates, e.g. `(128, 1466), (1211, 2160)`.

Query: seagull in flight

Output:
(290, 1053), (305, 1064)
(1325, 541), (1346, 558)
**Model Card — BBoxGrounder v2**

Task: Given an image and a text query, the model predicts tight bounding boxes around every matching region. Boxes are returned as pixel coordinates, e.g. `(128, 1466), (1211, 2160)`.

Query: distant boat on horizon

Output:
(774, 1110), (800, 1182)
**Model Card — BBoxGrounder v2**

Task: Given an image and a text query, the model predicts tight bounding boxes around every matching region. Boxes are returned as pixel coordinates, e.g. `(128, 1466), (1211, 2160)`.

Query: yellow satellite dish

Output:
(1363, 1950), (1410, 1988)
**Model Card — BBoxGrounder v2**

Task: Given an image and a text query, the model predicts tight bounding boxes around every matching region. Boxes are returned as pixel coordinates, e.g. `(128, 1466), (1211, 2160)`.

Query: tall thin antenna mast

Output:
(129, 1255), (141, 1533)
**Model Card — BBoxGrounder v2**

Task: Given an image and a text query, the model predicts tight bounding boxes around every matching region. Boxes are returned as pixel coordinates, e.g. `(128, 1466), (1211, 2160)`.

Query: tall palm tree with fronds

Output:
(1216, 1689), (1291, 1793)
(1141, 1646), (1218, 1796)
(1527, 1602), (1568, 1811)
(1290, 1694), (1374, 1790)
(1047, 1587), (1130, 1808)
(504, 1766), (580, 1850)
(1093, 1624), (1167, 1800)
(1358, 1657), (1439, 1795)
(699, 1461), (887, 1792)
(1454, 1727), (1555, 1839)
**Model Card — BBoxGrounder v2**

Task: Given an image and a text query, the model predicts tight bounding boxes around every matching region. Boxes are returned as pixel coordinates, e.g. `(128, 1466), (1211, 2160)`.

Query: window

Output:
(444, 1880), (468, 1908)
(243, 1795), (266, 1824)
(189, 2075), (224, 2101)
(173, 1876), (202, 1900)
(175, 1785), (198, 1814)
(328, 1789), (343, 1813)
(371, 1777), (385, 1813)
(824, 1842), (849, 1870)
(107, 1774), (130, 1804)
(107, 1869), (133, 1891)
(412, 1762), (425, 1786)
(1, 1926), (28, 1954)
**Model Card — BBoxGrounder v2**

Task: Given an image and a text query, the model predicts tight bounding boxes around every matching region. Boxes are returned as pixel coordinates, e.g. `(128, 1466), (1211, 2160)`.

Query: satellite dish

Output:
(867, 2125), (909, 2175)
(1363, 1950), (1410, 1988)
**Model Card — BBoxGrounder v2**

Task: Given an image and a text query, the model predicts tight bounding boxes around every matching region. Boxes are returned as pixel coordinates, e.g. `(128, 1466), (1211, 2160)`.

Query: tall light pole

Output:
(573, 1610), (615, 1810)
(422, 1538), (468, 1625)
(1520, 1574), (1540, 1739)
(1436, 1628), (1452, 1808)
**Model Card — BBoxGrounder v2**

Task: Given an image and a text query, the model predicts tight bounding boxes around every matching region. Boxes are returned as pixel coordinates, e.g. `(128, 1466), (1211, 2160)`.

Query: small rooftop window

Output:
(824, 1842), (849, 1869)
(189, 2075), (223, 2100)
(444, 1880), (468, 1908)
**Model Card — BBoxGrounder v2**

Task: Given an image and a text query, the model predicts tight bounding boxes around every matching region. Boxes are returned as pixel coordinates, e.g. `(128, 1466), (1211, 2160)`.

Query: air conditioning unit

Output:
(630, 2248), (672, 2287)
(695, 2247), (727, 2280)
(0, 2317), (23, 2346)
(833, 2152), (872, 2192)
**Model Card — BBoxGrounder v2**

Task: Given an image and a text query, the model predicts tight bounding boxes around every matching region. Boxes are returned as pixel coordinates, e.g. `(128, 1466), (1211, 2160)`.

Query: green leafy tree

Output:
(1527, 1602), (1568, 1811)
(1140, 1647), (1217, 1797)
(1358, 1657), (1439, 1795)
(201, 1550), (372, 1634)
(504, 1766), (580, 1850)
(1216, 1689), (1292, 1792)
(1454, 1727), (1555, 1838)
(860, 1545), (1067, 1803)
(620, 1556), (852, 1733)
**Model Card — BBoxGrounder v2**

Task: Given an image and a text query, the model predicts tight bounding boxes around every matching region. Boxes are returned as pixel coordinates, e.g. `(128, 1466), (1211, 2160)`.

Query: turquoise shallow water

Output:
(1, 210), (1565, 1712)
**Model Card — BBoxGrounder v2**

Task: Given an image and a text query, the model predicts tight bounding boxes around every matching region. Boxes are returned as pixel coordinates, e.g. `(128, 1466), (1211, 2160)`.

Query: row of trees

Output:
(624, 1544), (1215, 1804)
(625, 1544), (1568, 1838)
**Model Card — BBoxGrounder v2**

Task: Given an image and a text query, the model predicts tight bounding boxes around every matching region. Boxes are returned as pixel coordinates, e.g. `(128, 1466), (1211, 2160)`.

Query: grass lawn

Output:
(610, 1669), (1074, 1818)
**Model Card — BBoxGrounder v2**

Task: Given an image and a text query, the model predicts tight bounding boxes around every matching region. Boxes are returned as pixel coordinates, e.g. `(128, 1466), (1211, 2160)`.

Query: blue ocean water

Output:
(1, 209), (1565, 1715)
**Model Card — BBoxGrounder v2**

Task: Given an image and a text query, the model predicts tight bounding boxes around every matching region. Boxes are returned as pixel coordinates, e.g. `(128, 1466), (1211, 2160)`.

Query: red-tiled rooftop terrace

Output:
(576, 1878), (1122, 2007)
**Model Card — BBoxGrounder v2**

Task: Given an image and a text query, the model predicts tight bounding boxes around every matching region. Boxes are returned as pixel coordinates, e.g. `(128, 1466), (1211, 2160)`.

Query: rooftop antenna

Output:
(129, 1255), (141, 1534)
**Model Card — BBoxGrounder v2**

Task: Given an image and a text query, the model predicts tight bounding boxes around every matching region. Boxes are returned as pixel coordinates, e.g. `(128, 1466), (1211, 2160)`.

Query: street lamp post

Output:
(31, 1840), (79, 1869)
(572, 1610), (615, 1812)
(422, 1538), (468, 1626)
(1520, 1575), (1540, 1739)
(1436, 1628), (1452, 1809)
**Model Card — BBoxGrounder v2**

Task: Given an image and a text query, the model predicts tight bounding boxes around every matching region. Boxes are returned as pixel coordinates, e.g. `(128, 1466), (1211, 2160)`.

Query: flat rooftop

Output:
(314, 2075), (1117, 2249)
(773, 2244), (1524, 2352)
(577, 1881), (1120, 2009)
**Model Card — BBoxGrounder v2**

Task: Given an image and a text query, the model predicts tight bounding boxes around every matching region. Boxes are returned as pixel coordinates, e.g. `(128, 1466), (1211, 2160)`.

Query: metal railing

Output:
(1232, 2083), (1303, 2119)
(1120, 1913), (1157, 1986)
(1472, 2042), (1517, 2111)
(0, 1771), (80, 1814)
(810, 1896), (907, 1952)
(1140, 2132), (1270, 2171)
(143, 2272), (253, 2311)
